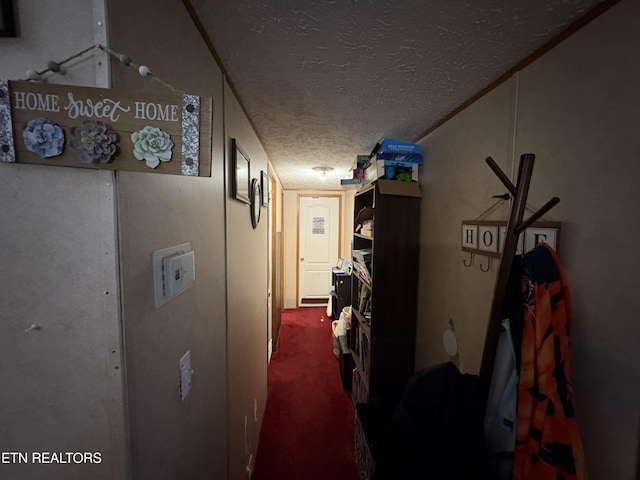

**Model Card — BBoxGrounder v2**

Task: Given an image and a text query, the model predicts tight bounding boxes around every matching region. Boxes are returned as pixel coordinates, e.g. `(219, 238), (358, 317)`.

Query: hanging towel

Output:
(484, 318), (518, 454)
(513, 243), (586, 480)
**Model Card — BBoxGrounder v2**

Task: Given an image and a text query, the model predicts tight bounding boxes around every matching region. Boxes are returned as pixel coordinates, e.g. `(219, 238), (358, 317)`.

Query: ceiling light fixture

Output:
(312, 166), (334, 179)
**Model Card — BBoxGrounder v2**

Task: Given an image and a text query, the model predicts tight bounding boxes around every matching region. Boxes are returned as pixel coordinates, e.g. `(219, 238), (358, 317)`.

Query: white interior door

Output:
(298, 196), (340, 306)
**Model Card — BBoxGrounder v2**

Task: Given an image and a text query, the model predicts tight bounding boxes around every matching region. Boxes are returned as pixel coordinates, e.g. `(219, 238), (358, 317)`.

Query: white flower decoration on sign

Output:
(131, 125), (174, 169)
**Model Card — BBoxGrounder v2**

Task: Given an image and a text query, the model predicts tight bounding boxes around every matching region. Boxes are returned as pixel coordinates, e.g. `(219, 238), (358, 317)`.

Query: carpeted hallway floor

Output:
(252, 307), (359, 480)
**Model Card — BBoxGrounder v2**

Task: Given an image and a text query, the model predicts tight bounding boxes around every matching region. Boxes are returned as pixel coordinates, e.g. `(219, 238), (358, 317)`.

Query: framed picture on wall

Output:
(250, 178), (261, 228)
(0, 0), (17, 37)
(232, 138), (251, 204)
(260, 170), (269, 207)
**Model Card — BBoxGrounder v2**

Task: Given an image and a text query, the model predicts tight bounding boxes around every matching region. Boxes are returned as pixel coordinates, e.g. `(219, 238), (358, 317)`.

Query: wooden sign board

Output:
(0, 80), (212, 176)
(461, 220), (561, 257)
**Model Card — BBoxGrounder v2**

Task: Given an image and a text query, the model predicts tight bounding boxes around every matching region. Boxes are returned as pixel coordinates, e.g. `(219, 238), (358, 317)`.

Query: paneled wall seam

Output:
(509, 72), (520, 181)
(92, 0), (110, 88)
(96, 1), (129, 478)
(221, 73), (232, 480)
(99, 170), (130, 480)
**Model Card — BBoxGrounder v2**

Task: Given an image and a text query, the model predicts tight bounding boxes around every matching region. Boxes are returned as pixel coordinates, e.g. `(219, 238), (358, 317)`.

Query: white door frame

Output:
(297, 194), (342, 306)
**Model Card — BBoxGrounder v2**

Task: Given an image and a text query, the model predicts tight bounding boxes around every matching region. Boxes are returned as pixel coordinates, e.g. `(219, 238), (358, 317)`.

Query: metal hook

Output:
(491, 193), (511, 200)
(463, 252), (474, 267)
(479, 256), (492, 272)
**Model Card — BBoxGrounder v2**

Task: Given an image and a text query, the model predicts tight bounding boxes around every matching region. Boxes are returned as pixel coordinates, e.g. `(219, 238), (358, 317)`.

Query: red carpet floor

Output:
(252, 307), (359, 480)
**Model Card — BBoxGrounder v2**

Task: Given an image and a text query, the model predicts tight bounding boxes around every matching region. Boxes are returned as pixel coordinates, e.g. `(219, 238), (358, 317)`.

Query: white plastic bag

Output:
(332, 321), (341, 357)
(334, 318), (346, 337)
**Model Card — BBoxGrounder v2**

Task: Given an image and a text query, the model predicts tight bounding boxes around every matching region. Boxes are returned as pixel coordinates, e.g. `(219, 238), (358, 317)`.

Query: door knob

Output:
(300, 257), (304, 262)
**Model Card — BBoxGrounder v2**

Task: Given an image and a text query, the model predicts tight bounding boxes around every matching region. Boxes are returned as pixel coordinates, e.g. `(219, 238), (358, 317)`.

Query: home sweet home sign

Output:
(0, 80), (212, 176)
(462, 220), (562, 257)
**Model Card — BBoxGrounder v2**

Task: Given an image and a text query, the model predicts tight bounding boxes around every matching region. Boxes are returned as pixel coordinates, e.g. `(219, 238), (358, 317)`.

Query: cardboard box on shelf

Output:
(365, 159), (419, 183)
(377, 179), (421, 197)
(373, 151), (423, 164)
(372, 137), (421, 155)
(356, 155), (369, 168)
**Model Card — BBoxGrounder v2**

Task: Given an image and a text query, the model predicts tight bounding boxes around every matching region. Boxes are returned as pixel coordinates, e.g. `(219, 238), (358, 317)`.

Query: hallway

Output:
(1, 2), (639, 479)
(253, 307), (359, 480)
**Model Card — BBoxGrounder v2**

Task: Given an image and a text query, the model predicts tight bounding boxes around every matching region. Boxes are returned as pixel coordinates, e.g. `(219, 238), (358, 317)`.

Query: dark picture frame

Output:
(232, 138), (250, 204)
(0, 0), (17, 37)
(250, 178), (261, 229)
(260, 170), (269, 207)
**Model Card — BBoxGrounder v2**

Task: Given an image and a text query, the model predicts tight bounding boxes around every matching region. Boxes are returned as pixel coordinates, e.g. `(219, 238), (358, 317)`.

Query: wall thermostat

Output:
(152, 243), (195, 308)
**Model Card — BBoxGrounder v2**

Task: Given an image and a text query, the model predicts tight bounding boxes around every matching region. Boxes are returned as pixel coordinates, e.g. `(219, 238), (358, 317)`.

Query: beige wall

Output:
(416, 77), (514, 373)
(108, 1), (228, 479)
(269, 161), (284, 234)
(223, 80), (269, 480)
(0, 2), (126, 480)
(282, 189), (354, 309)
(109, 2), (274, 477)
(1, 1), (272, 479)
(415, 1), (640, 478)
(267, 161), (283, 353)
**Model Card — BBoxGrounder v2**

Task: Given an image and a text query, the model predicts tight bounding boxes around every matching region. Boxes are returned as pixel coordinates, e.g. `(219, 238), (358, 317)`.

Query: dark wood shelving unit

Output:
(349, 179), (421, 406)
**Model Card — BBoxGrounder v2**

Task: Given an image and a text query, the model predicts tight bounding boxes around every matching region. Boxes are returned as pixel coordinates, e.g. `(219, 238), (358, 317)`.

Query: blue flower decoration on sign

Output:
(22, 117), (65, 158)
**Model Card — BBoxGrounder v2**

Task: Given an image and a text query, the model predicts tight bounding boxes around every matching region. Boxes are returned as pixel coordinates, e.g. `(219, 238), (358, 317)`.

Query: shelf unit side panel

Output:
(351, 182), (421, 402)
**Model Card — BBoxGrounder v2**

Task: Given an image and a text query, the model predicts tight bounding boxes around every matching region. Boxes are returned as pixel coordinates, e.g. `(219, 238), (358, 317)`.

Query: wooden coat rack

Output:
(478, 153), (560, 411)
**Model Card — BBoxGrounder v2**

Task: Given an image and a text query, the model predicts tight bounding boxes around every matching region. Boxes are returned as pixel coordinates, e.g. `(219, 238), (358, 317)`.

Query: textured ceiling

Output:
(189, 0), (604, 190)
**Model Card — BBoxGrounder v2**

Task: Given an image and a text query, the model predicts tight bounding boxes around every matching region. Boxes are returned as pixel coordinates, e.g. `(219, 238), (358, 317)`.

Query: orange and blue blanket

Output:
(513, 243), (586, 480)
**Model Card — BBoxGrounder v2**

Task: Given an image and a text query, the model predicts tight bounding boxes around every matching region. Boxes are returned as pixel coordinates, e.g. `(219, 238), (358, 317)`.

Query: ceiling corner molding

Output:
(181, 0), (267, 155)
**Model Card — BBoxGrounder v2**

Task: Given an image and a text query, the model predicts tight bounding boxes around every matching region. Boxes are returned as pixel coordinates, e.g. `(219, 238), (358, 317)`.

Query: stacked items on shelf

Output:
(354, 155), (368, 179)
(340, 154), (368, 189)
(352, 248), (372, 287)
(360, 331), (369, 372)
(360, 219), (373, 238)
(355, 205), (374, 240)
(356, 281), (371, 318)
(364, 137), (423, 184)
(351, 367), (368, 405)
(352, 247), (371, 266)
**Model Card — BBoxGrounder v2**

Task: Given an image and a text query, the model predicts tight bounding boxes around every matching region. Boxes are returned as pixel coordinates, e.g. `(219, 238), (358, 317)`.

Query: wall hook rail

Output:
(479, 257), (492, 272)
(463, 252), (474, 267)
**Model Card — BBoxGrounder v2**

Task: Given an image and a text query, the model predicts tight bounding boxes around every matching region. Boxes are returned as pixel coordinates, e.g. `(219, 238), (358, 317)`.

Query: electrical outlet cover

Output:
(180, 350), (192, 400)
